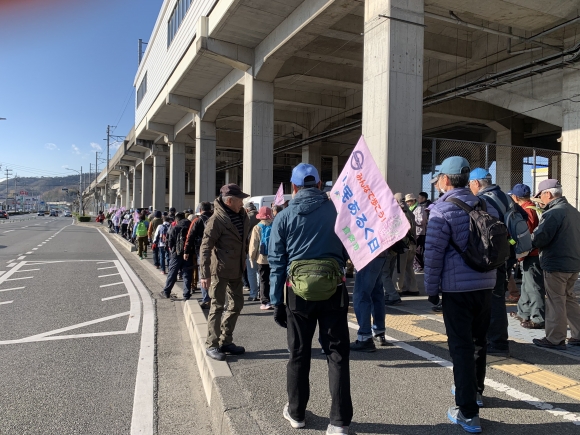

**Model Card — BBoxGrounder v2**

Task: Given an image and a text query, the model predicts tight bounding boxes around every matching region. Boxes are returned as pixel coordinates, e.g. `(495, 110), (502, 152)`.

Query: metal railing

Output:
(421, 138), (579, 208)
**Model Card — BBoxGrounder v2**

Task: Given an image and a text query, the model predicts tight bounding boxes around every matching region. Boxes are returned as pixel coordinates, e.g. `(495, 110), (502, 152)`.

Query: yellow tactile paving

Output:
(520, 371), (579, 391)
(489, 359), (542, 377)
(559, 385), (580, 401)
(377, 311), (580, 401)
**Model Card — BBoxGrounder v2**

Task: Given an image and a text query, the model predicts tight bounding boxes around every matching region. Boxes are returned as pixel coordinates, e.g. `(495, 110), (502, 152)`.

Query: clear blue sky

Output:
(0, 0), (161, 180)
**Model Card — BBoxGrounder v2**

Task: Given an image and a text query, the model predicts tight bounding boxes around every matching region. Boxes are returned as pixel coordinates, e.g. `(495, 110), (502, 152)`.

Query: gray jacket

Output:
(531, 197), (580, 273)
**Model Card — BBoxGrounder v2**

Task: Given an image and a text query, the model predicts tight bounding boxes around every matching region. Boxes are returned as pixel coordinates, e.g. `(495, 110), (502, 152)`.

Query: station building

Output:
(87, 0), (580, 211)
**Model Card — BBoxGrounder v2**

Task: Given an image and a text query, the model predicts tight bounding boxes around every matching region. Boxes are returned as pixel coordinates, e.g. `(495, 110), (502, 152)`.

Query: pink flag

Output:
(330, 136), (410, 270)
(274, 182), (285, 206)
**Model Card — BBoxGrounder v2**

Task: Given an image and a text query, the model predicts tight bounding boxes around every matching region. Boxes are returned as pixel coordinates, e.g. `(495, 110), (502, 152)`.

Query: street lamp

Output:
(66, 167), (83, 215)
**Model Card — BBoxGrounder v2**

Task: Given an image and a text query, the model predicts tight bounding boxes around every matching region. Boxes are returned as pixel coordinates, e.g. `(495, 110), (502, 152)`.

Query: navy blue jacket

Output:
(424, 187), (499, 296)
(268, 188), (347, 306)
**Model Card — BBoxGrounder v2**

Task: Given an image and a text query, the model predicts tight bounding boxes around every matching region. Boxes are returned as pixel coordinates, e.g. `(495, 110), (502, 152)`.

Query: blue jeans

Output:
(158, 247), (168, 273)
(163, 253), (194, 299)
(246, 257), (259, 298)
(198, 255), (210, 303)
(353, 255), (387, 339)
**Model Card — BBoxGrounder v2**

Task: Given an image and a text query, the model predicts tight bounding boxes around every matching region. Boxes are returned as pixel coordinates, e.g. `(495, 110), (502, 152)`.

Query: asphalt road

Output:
(0, 217), (153, 435)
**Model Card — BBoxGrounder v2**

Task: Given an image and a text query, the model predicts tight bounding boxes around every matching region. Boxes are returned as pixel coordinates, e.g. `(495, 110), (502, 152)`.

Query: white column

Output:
(195, 115), (216, 205)
(169, 142), (186, 211)
(362, 0), (424, 194)
(141, 160), (153, 209)
(561, 68), (580, 207)
(118, 174), (126, 209)
(125, 171), (132, 209)
(243, 73), (274, 195)
(133, 167), (142, 209)
(301, 142), (322, 177)
(153, 151), (167, 212)
(225, 167), (240, 186)
(495, 119), (524, 191)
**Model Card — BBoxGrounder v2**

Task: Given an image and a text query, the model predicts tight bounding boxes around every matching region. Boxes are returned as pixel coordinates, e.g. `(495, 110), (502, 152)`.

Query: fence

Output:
(421, 138), (579, 208)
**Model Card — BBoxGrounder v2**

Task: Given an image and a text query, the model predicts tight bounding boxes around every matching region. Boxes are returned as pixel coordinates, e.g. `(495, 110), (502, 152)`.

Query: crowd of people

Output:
(104, 157), (580, 435)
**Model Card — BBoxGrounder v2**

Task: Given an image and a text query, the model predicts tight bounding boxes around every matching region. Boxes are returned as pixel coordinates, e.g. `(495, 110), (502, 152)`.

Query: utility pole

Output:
(80, 166), (83, 215)
(4, 167), (12, 211)
(106, 125), (111, 209)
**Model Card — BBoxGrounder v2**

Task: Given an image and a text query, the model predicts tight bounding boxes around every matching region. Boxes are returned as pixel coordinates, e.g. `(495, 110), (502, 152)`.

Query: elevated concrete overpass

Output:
(85, 0), (580, 211)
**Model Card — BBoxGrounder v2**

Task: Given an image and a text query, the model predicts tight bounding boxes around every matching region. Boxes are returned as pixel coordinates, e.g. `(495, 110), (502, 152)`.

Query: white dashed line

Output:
(100, 281), (124, 288)
(97, 261), (114, 264)
(3, 230), (14, 233)
(0, 287), (25, 293)
(0, 301), (13, 305)
(32, 248), (38, 251)
(97, 266), (117, 270)
(98, 273), (120, 278)
(17, 257), (25, 261)
(15, 269), (39, 273)
(102, 293), (129, 301)
(25, 251), (33, 254)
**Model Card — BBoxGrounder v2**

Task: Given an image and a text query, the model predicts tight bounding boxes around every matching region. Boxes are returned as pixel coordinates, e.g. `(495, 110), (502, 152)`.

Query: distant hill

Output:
(0, 174), (93, 202)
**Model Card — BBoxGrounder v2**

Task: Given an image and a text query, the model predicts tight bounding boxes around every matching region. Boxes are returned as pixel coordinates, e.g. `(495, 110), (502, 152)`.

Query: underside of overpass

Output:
(86, 0), (580, 211)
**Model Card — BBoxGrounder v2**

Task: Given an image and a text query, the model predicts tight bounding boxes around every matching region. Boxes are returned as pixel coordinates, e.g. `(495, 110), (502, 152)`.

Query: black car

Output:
(37, 211), (44, 216)
(0, 210), (8, 219)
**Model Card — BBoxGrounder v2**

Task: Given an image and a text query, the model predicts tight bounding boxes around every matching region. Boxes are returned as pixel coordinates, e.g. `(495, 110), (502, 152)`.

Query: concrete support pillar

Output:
(195, 115), (216, 204)
(243, 73), (274, 195)
(125, 172), (132, 210)
(118, 174), (127, 209)
(169, 142), (186, 212)
(301, 142), (322, 177)
(362, 0), (424, 194)
(133, 167), (142, 209)
(495, 119), (524, 191)
(331, 156), (340, 183)
(225, 167), (240, 186)
(141, 161), (153, 209)
(153, 152), (167, 212)
(561, 68), (580, 207)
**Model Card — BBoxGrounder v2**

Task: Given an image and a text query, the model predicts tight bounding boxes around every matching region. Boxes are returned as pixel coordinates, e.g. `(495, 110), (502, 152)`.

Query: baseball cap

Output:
(404, 193), (416, 201)
(534, 179), (561, 198)
(508, 184), (531, 198)
(220, 183), (250, 199)
(431, 156), (470, 183)
(469, 168), (492, 182)
(291, 163), (320, 187)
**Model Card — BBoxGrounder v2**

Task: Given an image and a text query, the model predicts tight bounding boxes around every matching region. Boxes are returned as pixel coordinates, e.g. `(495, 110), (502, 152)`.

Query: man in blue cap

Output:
(468, 168), (511, 357)
(269, 163), (352, 435)
(507, 184), (545, 329)
(425, 156), (499, 433)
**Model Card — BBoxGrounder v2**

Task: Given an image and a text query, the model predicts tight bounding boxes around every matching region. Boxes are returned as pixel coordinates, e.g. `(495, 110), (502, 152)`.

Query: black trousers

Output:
(414, 234), (426, 269)
(443, 289), (492, 418)
(286, 284), (353, 427)
(488, 265), (509, 351)
(257, 263), (271, 304)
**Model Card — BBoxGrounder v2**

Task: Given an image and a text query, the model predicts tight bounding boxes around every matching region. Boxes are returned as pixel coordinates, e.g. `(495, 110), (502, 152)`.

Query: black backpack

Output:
(445, 197), (510, 272)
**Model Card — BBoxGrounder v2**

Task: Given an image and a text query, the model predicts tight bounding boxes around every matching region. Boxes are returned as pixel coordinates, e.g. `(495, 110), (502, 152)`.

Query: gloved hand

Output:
(428, 295), (440, 305)
(273, 304), (287, 328)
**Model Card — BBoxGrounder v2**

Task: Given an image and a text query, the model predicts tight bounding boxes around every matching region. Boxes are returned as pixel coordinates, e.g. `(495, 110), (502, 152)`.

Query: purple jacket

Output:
(424, 187), (499, 296)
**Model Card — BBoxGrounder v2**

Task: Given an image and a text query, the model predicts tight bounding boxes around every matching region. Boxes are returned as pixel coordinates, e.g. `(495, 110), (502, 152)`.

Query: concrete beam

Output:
(424, 99), (513, 124)
(424, 31), (471, 63)
(274, 87), (346, 111)
(197, 37), (253, 71)
(201, 68), (245, 122)
(147, 121), (175, 142)
(174, 112), (196, 137)
(166, 93), (201, 113)
(253, 0), (361, 81)
(276, 58), (362, 89)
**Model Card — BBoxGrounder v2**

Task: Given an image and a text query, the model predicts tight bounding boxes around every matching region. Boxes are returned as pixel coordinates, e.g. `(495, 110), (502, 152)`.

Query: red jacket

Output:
(520, 200), (539, 257)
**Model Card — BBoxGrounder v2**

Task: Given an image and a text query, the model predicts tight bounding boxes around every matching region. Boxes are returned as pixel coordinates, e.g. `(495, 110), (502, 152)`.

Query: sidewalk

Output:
(91, 222), (580, 434)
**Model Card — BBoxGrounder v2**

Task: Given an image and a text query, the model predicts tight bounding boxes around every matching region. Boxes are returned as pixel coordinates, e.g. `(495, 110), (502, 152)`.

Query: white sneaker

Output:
(327, 424), (349, 434)
(260, 303), (272, 310)
(283, 403), (305, 429)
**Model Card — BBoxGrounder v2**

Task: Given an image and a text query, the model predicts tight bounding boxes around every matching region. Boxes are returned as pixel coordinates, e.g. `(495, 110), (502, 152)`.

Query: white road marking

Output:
(37, 244), (43, 247)
(98, 273), (120, 278)
(97, 266), (117, 270)
(3, 230), (14, 233)
(0, 312), (132, 345)
(100, 281), (124, 288)
(0, 301), (13, 305)
(96, 261), (114, 264)
(346, 322), (580, 426)
(102, 293), (129, 301)
(17, 257), (25, 260)
(98, 229), (154, 435)
(5, 276), (33, 281)
(32, 248), (38, 251)
(14, 269), (39, 273)
(0, 287), (25, 293)
(25, 251), (33, 254)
